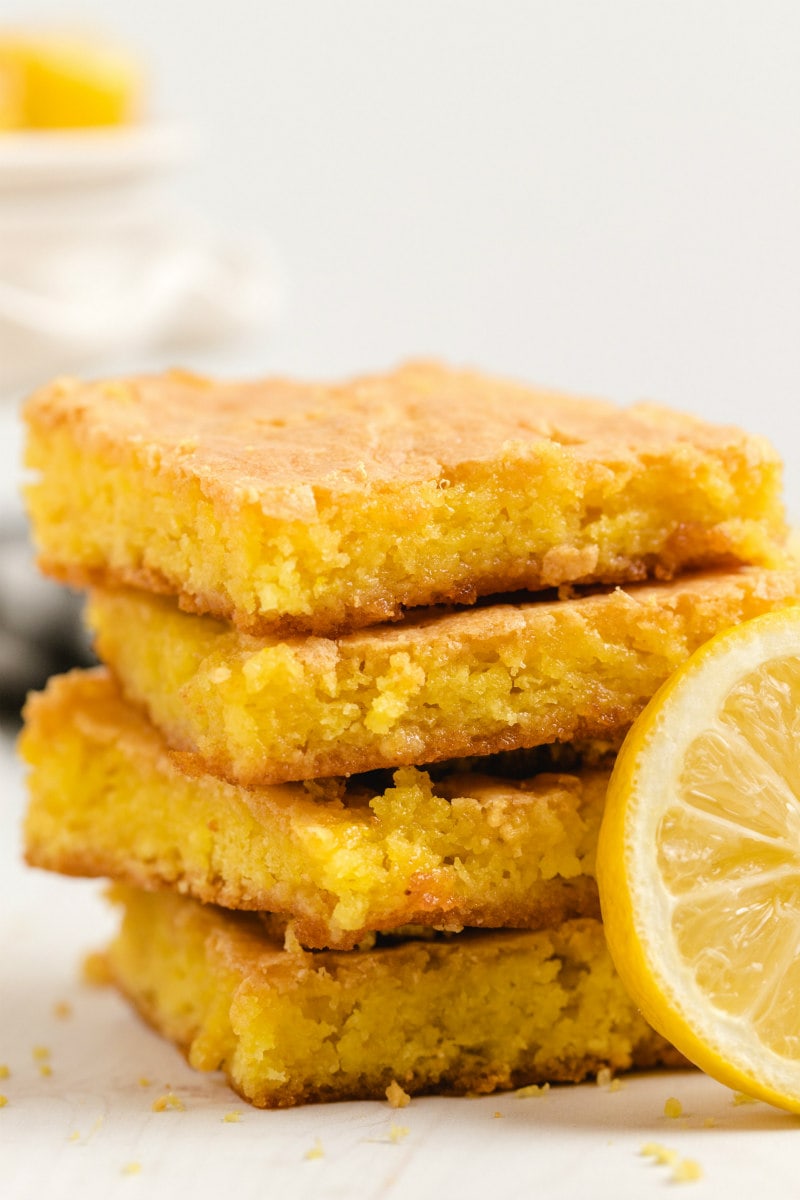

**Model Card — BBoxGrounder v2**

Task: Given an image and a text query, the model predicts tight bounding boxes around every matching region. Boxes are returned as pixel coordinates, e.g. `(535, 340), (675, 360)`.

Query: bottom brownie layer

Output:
(107, 887), (685, 1108)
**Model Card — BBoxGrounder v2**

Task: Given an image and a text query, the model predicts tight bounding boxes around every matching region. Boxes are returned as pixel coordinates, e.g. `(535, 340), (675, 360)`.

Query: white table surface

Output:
(3, 411), (800, 1200)
(3, 735), (800, 1200)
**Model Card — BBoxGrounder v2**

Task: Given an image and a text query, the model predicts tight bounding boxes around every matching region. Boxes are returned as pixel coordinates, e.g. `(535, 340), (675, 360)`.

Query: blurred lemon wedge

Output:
(0, 31), (142, 130)
(598, 605), (800, 1112)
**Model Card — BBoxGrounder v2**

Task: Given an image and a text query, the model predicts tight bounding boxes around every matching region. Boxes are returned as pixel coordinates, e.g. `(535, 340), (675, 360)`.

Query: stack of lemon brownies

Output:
(20, 362), (796, 1107)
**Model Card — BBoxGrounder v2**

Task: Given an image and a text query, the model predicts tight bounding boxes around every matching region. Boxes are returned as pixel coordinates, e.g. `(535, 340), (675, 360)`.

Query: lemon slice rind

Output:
(598, 606), (800, 1111)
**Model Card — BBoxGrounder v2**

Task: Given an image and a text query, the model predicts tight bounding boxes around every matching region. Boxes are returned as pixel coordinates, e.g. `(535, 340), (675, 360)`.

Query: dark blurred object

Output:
(0, 519), (95, 721)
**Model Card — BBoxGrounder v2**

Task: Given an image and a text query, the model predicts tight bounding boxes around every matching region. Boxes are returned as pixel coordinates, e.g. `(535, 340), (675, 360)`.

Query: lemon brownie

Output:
(106, 886), (684, 1107)
(87, 564), (800, 785)
(24, 362), (785, 637)
(22, 669), (608, 949)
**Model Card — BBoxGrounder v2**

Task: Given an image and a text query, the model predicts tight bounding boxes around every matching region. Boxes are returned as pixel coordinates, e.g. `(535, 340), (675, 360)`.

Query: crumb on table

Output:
(641, 1142), (678, 1165)
(516, 1082), (550, 1098)
(673, 1159), (703, 1183)
(82, 951), (113, 986)
(385, 1079), (411, 1109)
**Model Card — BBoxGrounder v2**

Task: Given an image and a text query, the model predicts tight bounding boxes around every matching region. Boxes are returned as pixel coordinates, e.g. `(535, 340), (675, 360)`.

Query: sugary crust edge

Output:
(111, 966), (688, 1108)
(36, 528), (770, 639)
(24, 840), (602, 950)
(168, 706), (635, 788)
(89, 561), (800, 787)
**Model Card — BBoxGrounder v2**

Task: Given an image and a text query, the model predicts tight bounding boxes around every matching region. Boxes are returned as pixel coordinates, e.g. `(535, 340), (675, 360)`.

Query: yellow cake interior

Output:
(22, 670), (606, 949)
(87, 565), (800, 784)
(24, 360), (792, 1110)
(107, 886), (683, 1107)
(24, 365), (787, 635)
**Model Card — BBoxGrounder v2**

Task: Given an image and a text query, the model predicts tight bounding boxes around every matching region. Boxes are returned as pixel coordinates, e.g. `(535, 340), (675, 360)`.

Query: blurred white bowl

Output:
(0, 123), (190, 191)
(0, 124), (278, 398)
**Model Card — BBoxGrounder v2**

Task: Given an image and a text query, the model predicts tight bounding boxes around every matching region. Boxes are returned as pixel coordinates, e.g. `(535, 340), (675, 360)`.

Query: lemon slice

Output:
(0, 33), (142, 130)
(597, 605), (800, 1111)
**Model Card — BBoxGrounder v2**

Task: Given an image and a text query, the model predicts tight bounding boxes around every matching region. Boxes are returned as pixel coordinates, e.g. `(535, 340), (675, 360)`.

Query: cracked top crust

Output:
(24, 360), (778, 520)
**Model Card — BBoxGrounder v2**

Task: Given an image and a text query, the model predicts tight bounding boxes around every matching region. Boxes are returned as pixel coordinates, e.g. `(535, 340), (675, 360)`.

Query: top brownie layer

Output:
(24, 361), (786, 635)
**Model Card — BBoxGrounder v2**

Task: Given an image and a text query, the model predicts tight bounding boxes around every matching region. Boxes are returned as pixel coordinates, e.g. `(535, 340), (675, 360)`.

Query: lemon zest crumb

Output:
(493, 1111), (503, 1119)
(138, 1076), (151, 1087)
(385, 1080), (411, 1109)
(673, 1159), (703, 1183)
(305, 1138), (324, 1160)
(515, 1082), (550, 1098)
(596, 1067), (624, 1092)
(122, 1162), (142, 1176)
(389, 1123), (410, 1143)
(82, 951), (112, 986)
(223, 1111), (241, 1123)
(39, 1063), (52, 1078)
(151, 1091), (184, 1112)
(0, 1095), (7, 1108)
(641, 1142), (678, 1165)
(32, 1045), (50, 1061)
(0, 1066), (9, 1080)
(664, 1096), (683, 1118)
(282, 926), (304, 955)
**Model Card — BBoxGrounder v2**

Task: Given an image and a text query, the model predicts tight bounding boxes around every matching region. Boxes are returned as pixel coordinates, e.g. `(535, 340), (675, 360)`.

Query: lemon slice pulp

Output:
(597, 605), (800, 1111)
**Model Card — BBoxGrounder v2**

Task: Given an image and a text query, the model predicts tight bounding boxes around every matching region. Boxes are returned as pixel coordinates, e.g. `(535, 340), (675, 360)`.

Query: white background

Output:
(3, 0), (800, 500)
(3, 4), (800, 1197)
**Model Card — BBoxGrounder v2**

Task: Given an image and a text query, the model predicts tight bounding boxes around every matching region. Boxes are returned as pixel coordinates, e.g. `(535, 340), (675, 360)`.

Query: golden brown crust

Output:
(252, 873), (602, 949)
(164, 707), (635, 788)
(117, 972), (686, 1106)
(25, 363), (770, 511)
(106, 892), (688, 1107)
(25, 839), (603, 950)
(88, 563), (800, 786)
(24, 362), (786, 636)
(39, 541), (753, 638)
(22, 669), (607, 949)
